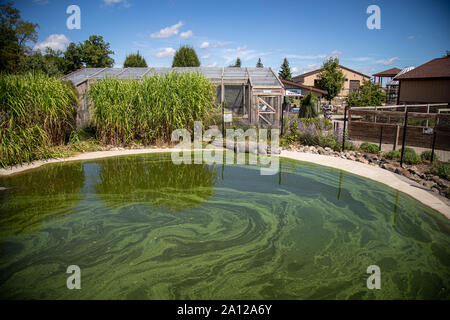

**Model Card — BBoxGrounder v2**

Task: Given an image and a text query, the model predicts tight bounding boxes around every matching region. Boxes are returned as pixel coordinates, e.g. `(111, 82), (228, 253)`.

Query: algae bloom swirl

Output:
(0, 152), (449, 299)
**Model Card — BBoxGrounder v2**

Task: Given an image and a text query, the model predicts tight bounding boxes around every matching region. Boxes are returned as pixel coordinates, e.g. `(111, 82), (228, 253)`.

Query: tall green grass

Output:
(0, 73), (78, 167)
(89, 72), (217, 144)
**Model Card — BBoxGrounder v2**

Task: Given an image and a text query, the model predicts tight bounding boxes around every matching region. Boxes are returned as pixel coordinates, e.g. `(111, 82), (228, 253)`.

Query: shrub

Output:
(299, 117), (332, 131)
(299, 132), (341, 151)
(385, 150), (401, 160)
(0, 73), (78, 167)
(298, 92), (318, 118)
(90, 71), (217, 145)
(360, 142), (379, 154)
(420, 150), (439, 161)
(430, 161), (450, 180)
(401, 147), (421, 165)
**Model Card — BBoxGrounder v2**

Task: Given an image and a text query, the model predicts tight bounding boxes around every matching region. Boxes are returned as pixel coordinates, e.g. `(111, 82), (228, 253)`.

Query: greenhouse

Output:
(63, 67), (285, 127)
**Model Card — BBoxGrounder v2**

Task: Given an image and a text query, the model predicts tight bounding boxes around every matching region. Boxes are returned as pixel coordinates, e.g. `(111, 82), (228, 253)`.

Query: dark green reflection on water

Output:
(0, 152), (449, 300)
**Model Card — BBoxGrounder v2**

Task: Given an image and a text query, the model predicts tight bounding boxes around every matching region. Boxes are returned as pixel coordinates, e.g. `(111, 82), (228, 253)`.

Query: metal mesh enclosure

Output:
(63, 67), (283, 88)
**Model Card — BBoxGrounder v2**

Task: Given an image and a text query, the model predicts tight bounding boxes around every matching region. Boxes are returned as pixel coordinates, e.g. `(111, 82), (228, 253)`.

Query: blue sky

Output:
(14, 0), (450, 76)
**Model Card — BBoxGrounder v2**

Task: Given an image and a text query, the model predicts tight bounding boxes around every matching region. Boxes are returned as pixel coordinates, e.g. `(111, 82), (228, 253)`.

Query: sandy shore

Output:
(1, 148), (448, 219)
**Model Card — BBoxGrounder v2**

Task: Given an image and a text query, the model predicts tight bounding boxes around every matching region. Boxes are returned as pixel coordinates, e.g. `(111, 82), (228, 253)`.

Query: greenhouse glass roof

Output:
(63, 67), (283, 88)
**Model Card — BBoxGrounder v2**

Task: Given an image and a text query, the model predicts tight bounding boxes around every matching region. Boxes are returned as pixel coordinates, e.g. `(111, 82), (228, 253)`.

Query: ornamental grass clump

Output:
(89, 71), (217, 145)
(0, 73), (78, 167)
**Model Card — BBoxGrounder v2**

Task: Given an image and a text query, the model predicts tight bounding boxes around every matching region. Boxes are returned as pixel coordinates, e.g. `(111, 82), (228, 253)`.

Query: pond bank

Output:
(1, 148), (448, 219)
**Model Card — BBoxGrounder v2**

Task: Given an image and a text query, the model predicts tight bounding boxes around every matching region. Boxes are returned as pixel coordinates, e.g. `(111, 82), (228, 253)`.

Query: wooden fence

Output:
(348, 104), (450, 151)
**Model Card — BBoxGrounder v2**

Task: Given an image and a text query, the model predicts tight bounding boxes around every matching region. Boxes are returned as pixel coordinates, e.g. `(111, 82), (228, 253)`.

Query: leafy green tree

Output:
(81, 35), (114, 68)
(256, 58), (263, 68)
(346, 80), (386, 107)
(64, 42), (83, 74)
(445, 50), (450, 57)
(278, 58), (292, 81)
(172, 45), (200, 67)
(299, 92), (318, 118)
(19, 48), (66, 77)
(0, 1), (38, 73)
(230, 57), (241, 67)
(315, 57), (345, 102)
(123, 50), (147, 68)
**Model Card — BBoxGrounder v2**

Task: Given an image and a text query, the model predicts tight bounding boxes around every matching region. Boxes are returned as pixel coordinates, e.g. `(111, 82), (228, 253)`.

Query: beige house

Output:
(292, 65), (371, 101)
(395, 56), (450, 104)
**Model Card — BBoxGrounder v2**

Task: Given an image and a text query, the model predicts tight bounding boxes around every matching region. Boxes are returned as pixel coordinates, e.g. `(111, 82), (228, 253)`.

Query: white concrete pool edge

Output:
(0, 148), (449, 219)
(280, 150), (450, 220)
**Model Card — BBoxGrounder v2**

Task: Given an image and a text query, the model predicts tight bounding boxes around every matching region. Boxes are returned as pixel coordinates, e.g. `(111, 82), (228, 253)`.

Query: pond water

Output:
(0, 152), (449, 299)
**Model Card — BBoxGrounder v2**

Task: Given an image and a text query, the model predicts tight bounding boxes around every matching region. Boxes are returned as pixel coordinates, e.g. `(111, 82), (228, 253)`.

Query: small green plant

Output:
(401, 147), (422, 165)
(360, 142), (379, 154)
(430, 161), (450, 180)
(285, 120), (300, 144)
(420, 150), (439, 161)
(385, 150), (401, 160)
(299, 118), (332, 131)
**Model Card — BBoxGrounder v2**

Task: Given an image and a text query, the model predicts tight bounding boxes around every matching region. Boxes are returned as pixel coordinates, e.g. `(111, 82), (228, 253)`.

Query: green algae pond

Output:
(0, 152), (449, 299)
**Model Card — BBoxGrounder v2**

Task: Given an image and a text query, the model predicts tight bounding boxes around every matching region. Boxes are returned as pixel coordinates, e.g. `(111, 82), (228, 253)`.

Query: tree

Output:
(0, 1), (38, 73)
(81, 35), (114, 68)
(278, 58), (292, 81)
(299, 92), (318, 118)
(346, 80), (386, 107)
(64, 42), (83, 74)
(256, 58), (263, 68)
(19, 48), (66, 76)
(123, 50), (147, 68)
(230, 57), (241, 67)
(445, 50), (450, 57)
(315, 57), (345, 102)
(172, 45), (200, 67)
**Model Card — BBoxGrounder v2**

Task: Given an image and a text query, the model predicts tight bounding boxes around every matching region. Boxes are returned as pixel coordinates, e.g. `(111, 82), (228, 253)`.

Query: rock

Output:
(382, 163), (396, 172)
(324, 147), (332, 152)
(348, 155), (356, 161)
(431, 187), (440, 194)
(424, 181), (436, 189)
(317, 147), (325, 155)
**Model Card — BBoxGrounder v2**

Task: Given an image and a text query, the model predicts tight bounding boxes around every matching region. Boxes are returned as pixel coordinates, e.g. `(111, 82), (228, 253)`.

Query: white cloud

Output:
(237, 45), (247, 51)
(377, 57), (399, 65)
(331, 50), (343, 55)
(103, 0), (130, 8)
(212, 41), (230, 48)
(151, 21), (183, 38)
(33, 34), (70, 52)
(180, 30), (193, 39)
(286, 54), (327, 60)
(132, 41), (149, 48)
(301, 63), (320, 73)
(346, 57), (371, 62)
(156, 47), (176, 58)
(292, 67), (299, 75)
(408, 35), (415, 39)
(205, 62), (218, 67)
(201, 54), (211, 59)
(200, 42), (210, 49)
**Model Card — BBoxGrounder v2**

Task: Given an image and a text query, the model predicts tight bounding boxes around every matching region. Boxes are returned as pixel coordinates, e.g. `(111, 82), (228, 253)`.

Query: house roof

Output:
(62, 67), (283, 88)
(395, 57), (450, 80)
(292, 65), (371, 81)
(281, 79), (328, 95)
(372, 67), (402, 77)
